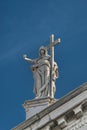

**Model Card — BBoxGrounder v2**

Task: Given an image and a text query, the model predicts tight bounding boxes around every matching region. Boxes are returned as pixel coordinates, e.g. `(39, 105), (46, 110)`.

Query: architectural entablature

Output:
(12, 83), (87, 130)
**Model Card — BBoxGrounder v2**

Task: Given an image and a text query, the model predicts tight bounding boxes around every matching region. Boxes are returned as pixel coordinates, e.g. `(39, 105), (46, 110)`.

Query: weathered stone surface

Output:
(23, 97), (55, 119)
(73, 105), (83, 119)
(12, 83), (87, 130)
(57, 116), (67, 128)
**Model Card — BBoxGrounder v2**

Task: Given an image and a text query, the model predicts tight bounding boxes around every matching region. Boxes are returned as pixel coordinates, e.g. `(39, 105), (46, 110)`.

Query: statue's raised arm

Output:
(23, 54), (36, 63)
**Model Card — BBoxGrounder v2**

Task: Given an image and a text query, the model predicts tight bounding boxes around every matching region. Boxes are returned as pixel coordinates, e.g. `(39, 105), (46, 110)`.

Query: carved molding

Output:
(73, 105), (83, 119)
(64, 115), (87, 130)
(41, 126), (50, 130)
(57, 116), (67, 129)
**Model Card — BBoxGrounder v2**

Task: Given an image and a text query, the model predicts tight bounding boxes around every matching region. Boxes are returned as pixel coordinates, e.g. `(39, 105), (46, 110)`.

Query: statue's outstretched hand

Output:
(23, 54), (27, 59)
(23, 54), (37, 63)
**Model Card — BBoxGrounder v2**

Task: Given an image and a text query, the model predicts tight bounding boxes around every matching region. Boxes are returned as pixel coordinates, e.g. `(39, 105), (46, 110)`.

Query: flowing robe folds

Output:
(31, 56), (50, 98)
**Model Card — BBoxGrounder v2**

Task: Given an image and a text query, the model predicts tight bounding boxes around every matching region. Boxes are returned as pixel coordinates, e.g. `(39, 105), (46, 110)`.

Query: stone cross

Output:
(46, 34), (60, 98)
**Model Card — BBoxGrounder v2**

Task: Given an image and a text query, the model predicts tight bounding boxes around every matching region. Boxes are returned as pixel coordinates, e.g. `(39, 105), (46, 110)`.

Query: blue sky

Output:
(0, 0), (87, 129)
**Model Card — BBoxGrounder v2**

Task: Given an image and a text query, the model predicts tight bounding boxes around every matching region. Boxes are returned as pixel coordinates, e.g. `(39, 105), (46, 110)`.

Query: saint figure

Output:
(23, 46), (58, 98)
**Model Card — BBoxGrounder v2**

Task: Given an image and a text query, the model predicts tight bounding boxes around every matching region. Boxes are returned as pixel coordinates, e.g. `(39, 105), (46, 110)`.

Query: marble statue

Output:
(23, 34), (60, 98)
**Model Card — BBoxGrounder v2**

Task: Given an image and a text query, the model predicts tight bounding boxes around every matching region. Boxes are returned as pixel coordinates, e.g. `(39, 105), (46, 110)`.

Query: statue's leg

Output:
(33, 70), (41, 97)
(44, 66), (50, 96)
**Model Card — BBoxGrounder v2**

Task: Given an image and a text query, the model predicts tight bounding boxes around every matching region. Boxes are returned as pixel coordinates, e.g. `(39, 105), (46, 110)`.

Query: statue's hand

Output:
(23, 54), (27, 59)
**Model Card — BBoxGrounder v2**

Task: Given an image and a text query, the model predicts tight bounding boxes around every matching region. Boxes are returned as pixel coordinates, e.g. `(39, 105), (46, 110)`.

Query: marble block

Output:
(23, 97), (55, 119)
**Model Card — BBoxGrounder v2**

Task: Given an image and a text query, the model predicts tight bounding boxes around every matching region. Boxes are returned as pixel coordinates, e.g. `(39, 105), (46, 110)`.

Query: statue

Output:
(23, 34), (60, 99)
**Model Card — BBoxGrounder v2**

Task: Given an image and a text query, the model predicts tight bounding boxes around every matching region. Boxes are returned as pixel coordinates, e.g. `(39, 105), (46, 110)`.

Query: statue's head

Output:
(39, 46), (47, 56)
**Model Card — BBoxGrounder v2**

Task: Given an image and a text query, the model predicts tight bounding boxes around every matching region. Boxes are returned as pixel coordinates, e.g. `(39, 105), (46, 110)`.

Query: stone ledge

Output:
(23, 97), (55, 108)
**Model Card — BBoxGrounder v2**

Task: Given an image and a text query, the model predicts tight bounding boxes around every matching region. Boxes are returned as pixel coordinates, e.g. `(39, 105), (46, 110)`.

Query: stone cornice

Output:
(12, 82), (87, 130)
(38, 82), (87, 118)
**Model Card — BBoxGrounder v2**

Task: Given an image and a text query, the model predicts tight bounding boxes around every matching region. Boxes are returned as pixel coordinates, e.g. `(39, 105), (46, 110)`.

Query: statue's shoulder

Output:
(44, 55), (50, 60)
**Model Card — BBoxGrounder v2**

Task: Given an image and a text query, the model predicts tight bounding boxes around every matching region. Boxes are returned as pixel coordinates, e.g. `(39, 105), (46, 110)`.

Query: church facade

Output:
(12, 82), (87, 130)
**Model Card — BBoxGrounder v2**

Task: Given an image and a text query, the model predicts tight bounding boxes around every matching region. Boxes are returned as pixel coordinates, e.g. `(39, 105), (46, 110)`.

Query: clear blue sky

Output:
(0, 0), (87, 129)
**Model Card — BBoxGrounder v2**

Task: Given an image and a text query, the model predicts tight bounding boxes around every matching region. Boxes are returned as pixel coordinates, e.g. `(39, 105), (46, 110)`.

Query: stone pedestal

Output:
(23, 97), (55, 119)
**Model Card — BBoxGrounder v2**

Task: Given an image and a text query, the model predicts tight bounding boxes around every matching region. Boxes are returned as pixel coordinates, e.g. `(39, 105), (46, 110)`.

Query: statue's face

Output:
(40, 49), (45, 56)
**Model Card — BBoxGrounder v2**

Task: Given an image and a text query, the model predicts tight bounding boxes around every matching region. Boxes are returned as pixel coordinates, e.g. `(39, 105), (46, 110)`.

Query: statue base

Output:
(23, 97), (56, 119)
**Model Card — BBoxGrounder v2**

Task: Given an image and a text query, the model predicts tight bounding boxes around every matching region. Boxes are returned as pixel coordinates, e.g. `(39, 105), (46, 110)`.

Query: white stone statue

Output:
(23, 34), (60, 98)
